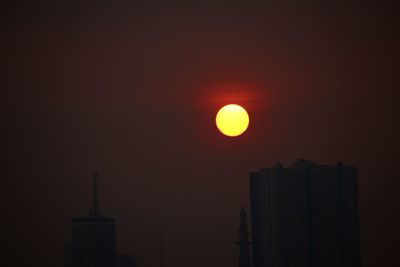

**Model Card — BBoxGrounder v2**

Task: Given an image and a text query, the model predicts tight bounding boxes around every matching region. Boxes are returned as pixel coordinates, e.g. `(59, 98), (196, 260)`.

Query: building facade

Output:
(72, 217), (116, 267)
(250, 159), (361, 267)
(116, 254), (137, 267)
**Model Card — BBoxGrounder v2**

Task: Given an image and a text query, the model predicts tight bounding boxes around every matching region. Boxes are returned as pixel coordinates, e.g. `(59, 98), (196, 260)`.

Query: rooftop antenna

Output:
(91, 172), (101, 217)
(160, 228), (164, 267)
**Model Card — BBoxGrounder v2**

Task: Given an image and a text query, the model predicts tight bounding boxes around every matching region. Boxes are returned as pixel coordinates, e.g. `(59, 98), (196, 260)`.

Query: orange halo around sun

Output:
(215, 104), (249, 137)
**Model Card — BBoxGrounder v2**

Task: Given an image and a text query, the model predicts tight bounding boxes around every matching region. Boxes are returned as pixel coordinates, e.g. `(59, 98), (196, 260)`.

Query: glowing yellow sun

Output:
(215, 104), (249, 137)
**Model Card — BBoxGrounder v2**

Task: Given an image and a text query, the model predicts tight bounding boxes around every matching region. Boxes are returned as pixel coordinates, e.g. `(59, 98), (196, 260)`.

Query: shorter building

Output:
(72, 216), (116, 267)
(65, 174), (136, 267)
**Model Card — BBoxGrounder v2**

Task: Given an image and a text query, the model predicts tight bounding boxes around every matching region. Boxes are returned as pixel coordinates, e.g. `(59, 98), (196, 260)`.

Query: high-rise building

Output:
(65, 173), (116, 267)
(250, 159), (361, 267)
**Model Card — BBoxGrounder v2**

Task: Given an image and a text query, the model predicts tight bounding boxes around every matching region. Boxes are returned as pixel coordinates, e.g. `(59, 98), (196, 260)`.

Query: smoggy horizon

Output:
(1, 2), (399, 267)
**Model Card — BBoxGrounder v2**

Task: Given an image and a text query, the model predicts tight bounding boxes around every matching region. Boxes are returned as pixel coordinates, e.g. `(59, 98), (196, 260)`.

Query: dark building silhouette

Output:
(64, 241), (73, 267)
(116, 254), (137, 267)
(250, 159), (361, 267)
(235, 207), (252, 267)
(65, 173), (116, 267)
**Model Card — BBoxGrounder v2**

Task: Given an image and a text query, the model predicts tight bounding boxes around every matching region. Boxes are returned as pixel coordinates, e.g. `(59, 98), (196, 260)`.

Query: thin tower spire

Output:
(91, 172), (101, 217)
(236, 207), (252, 267)
(160, 228), (164, 267)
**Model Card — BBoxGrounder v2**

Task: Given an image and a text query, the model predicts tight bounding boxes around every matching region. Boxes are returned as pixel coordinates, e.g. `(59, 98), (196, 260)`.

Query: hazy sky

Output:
(1, 1), (399, 267)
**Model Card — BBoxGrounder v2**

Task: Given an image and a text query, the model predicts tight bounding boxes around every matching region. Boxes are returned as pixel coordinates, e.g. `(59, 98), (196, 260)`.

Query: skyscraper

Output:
(250, 159), (361, 267)
(66, 173), (116, 267)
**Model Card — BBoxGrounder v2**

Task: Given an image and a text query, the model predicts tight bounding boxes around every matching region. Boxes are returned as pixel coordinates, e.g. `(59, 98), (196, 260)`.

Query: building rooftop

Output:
(257, 159), (352, 172)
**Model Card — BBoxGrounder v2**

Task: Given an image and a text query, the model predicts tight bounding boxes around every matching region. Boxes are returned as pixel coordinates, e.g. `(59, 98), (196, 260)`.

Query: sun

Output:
(215, 104), (249, 137)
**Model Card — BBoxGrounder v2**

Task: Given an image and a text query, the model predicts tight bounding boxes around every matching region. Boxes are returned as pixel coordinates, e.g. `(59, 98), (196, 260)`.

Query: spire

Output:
(239, 207), (248, 232)
(236, 207), (252, 267)
(90, 172), (101, 217)
(160, 228), (164, 267)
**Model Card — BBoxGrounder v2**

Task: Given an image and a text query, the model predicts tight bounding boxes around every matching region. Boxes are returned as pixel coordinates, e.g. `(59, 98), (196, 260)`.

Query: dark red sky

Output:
(1, 1), (399, 267)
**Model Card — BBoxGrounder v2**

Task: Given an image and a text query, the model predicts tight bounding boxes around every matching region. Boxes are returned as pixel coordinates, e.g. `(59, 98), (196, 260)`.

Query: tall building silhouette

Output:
(250, 159), (361, 267)
(66, 173), (116, 267)
(235, 207), (252, 267)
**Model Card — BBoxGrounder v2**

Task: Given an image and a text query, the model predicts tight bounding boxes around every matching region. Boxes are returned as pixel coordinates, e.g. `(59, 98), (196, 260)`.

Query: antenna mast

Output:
(92, 172), (101, 217)
(160, 228), (164, 267)
(236, 207), (252, 267)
